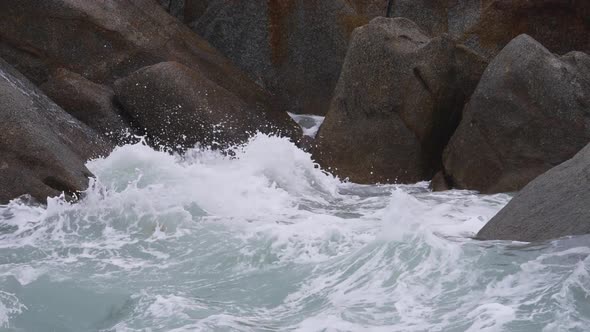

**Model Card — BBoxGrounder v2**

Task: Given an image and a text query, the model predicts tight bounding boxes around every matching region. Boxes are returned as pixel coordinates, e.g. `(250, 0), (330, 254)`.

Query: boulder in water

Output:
(477, 143), (590, 242)
(0, 59), (111, 204)
(114, 61), (296, 149)
(443, 34), (590, 194)
(314, 17), (487, 184)
(40, 69), (131, 143)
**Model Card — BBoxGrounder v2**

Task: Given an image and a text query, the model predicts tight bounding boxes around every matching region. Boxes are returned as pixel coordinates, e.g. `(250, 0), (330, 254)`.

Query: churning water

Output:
(0, 134), (589, 332)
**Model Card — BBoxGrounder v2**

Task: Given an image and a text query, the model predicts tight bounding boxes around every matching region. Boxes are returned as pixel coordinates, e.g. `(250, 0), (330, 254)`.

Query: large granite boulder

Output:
(191, 0), (373, 115)
(443, 34), (590, 194)
(155, 0), (494, 118)
(0, 0), (295, 147)
(314, 17), (487, 184)
(462, 0), (590, 59)
(0, 59), (111, 204)
(114, 61), (296, 149)
(0, 0), (262, 101)
(40, 69), (130, 143)
(477, 142), (590, 242)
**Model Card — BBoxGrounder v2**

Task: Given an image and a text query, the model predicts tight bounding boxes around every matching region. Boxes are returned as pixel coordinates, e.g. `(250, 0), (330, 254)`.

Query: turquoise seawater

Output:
(1, 134), (589, 332)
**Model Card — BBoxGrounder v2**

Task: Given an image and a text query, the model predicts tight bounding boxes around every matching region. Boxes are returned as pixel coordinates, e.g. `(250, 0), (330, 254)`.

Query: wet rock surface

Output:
(443, 34), (590, 194)
(0, 59), (111, 204)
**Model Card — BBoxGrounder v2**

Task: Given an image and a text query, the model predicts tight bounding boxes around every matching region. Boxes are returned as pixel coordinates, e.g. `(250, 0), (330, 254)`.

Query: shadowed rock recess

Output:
(0, 58), (111, 204)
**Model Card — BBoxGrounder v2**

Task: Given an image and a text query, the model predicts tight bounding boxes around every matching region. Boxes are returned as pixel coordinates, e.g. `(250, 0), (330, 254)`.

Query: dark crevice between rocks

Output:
(386, 0), (394, 18)
(419, 65), (466, 186)
(111, 97), (144, 145)
(412, 67), (432, 94)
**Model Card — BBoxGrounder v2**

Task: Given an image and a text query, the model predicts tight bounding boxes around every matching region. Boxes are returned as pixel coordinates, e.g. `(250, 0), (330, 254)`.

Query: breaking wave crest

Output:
(0, 134), (589, 331)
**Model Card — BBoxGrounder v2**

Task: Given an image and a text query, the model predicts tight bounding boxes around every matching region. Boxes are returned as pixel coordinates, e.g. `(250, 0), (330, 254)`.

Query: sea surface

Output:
(0, 131), (589, 331)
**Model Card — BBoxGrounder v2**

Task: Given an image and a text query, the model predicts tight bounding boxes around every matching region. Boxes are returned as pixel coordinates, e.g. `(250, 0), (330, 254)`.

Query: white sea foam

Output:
(0, 134), (588, 331)
(288, 113), (325, 138)
(0, 291), (27, 328)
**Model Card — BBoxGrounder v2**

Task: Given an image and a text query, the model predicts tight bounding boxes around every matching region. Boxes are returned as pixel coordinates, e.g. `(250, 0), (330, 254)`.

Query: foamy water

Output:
(0, 134), (589, 332)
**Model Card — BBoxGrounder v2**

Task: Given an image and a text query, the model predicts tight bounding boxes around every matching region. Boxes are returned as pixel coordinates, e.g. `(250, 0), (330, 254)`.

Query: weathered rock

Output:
(0, 58), (111, 204)
(387, 0), (588, 59)
(114, 62), (295, 149)
(314, 17), (487, 184)
(190, 0), (376, 115)
(40, 69), (130, 143)
(158, 0), (184, 21)
(352, 0), (390, 18)
(390, 0), (449, 35)
(297, 136), (316, 153)
(0, 0), (276, 117)
(477, 142), (590, 242)
(156, 0), (395, 116)
(462, 0), (590, 59)
(446, 0), (484, 37)
(443, 34), (590, 194)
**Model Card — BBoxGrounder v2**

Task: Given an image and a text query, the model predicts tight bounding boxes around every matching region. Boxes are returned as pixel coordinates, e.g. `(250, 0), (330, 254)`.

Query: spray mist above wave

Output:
(0, 133), (344, 246)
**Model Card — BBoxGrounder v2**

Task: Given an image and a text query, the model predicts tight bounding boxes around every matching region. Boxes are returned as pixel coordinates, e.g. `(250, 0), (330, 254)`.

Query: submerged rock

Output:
(477, 143), (590, 242)
(40, 69), (130, 143)
(314, 17), (487, 184)
(0, 59), (111, 204)
(114, 61), (296, 149)
(443, 34), (590, 194)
